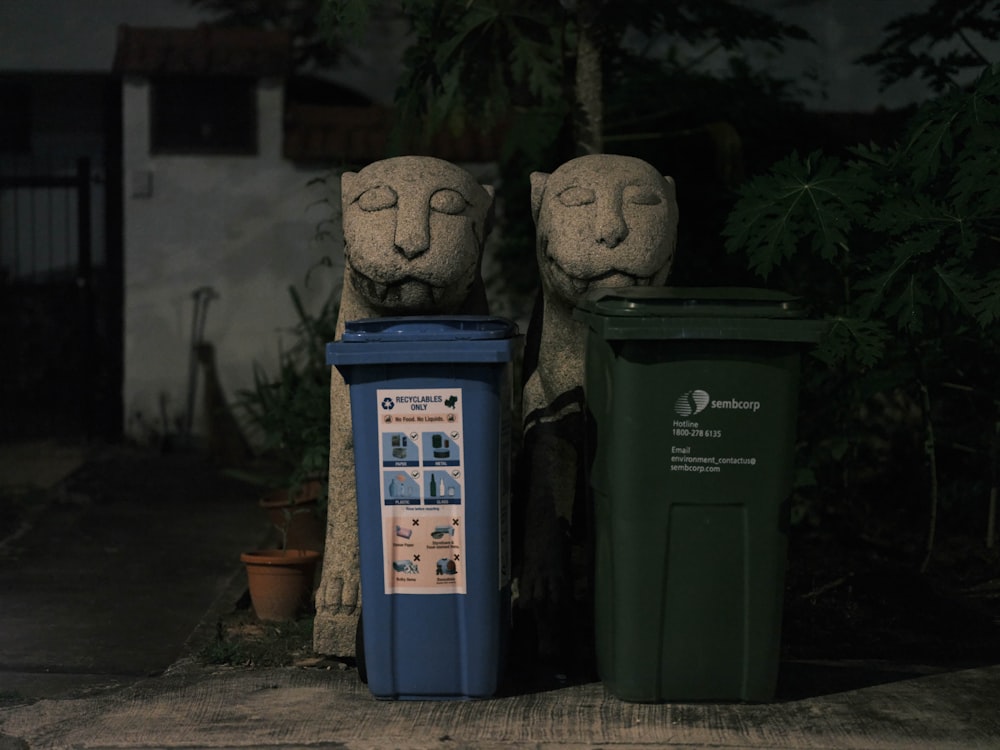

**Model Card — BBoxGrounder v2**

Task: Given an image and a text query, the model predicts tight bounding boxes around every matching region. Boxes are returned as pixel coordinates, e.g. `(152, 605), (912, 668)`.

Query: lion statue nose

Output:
(394, 216), (431, 259)
(395, 239), (428, 260)
(596, 209), (628, 249)
(393, 201), (431, 260)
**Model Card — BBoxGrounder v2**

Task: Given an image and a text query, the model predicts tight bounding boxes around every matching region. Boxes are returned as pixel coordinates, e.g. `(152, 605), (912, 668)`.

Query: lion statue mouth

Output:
(570, 268), (654, 294)
(349, 266), (443, 312)
(545, 254), (655, 297)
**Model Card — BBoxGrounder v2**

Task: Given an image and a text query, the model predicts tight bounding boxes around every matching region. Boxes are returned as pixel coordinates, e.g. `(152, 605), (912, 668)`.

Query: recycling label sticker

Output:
(377, 388), (466, 595)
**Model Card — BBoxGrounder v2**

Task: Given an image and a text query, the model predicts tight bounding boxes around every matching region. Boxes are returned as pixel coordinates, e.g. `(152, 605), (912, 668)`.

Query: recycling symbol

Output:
(381, 397), (395, 410)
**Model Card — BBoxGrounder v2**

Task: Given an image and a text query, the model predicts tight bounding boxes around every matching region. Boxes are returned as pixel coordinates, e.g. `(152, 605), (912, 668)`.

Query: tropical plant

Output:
(859, 0), (1000, 94)
(723, 63), (1000, 566)
(186, 0), (353, 70)
(236, 285), (338, 494)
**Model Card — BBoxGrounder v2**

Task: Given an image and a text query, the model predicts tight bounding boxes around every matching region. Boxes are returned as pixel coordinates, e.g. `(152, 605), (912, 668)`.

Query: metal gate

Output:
(0, 157), (106, 440)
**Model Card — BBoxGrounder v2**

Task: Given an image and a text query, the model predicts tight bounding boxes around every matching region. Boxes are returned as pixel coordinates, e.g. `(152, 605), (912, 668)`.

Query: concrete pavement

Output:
(1, 443), (999, 749)
(0, 443), (267, 700)
(3, 658), (1000, 749)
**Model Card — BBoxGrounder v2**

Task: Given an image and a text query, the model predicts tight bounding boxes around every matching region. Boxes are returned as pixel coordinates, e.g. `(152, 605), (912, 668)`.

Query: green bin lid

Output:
(573, 286), (827, 343)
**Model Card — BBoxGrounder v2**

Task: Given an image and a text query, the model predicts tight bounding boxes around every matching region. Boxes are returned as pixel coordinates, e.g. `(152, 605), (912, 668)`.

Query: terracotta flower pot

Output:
(240, 548), (322, 622)
(258, 479), (325, 552)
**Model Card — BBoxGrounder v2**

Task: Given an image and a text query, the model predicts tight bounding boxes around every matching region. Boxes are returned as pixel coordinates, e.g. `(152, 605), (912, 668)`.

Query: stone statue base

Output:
(312, 609), (358, 658)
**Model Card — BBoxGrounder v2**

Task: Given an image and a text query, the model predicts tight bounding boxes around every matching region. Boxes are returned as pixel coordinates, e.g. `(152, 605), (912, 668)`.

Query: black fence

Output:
(0, 157), (107, 440)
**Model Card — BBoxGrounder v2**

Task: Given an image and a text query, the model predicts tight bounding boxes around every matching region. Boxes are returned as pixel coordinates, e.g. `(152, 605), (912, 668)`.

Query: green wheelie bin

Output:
(574, 287), (825, 703)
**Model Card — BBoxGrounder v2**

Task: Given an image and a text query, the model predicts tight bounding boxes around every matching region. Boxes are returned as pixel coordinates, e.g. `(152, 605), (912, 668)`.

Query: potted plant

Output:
(239, 547), (323, 622)
(257, 479), (326, 552)
(235, 283), (337, 535)
(240, 339), (329, 553)
(235, 284), (338, 620)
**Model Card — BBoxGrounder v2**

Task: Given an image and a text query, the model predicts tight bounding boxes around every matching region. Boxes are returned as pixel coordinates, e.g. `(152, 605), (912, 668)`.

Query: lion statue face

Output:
(341, 156), (494, 314)
(531, 154), (678, 306)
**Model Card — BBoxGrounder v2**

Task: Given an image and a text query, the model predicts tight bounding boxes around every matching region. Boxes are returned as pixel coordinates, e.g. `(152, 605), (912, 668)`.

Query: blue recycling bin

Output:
(327, 316), (519, 700)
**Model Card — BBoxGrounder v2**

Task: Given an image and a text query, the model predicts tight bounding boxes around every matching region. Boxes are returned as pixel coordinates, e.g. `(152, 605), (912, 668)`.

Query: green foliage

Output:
(615, 0), (810, 55)
(319, 0), (374, 41)
(722, 150), (872, 279)
(236, 286), (337, 492)
(353, 0), (810, 157)
(725, 64), (1000, 367)
(814, 318), (892, 370)
(187, 0), (349, 70)
(200, 611), (315, 667)
(859, 0), (1000, 93)
(725, 63), (1000, 562)
(384, 0), (572, 161)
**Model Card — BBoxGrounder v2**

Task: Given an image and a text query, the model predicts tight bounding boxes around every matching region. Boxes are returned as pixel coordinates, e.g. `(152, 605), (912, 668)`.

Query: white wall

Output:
(122, 76), (343, 441)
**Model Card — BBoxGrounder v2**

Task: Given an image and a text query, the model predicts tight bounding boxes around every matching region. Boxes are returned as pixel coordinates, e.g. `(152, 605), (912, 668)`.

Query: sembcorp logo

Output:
(674, 389), (710, 417)
(674, 389), (762, 416)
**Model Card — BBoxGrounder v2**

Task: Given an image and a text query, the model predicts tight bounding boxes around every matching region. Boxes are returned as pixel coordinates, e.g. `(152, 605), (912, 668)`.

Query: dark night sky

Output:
(5, 1), (994, 112)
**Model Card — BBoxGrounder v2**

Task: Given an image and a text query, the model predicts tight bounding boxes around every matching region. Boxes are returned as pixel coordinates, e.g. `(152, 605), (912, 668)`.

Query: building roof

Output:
(112, 25), (505, 163)
(113, 25), (291, 77)
(282, 103), (507, 164)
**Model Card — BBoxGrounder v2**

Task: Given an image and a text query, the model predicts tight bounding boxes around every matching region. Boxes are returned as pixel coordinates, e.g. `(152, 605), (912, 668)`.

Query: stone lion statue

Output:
(517, 153), (678, 671)
(314, 156), (495, 657)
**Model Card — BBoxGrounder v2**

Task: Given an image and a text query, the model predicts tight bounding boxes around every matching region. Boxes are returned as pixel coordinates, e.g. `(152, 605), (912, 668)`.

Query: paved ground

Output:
(0, 442), (268, 700)
(1, 442), (999, 749)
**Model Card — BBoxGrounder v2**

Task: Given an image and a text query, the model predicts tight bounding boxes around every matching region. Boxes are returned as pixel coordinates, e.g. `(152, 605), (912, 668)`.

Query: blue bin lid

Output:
(339, 315), (517, 342)
(327, 315), (519, 368)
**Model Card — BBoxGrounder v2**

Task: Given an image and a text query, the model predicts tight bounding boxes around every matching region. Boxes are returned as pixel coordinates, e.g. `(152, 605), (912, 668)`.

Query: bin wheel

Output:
(355, 609), (368, 684)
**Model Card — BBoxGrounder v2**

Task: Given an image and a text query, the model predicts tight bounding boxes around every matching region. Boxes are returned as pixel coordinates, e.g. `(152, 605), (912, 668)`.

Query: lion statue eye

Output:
(356, 185), (398, 212)
(624, 185), (662, 206)
(429, 188), (468, 215)
(556, 186), (596, 207)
